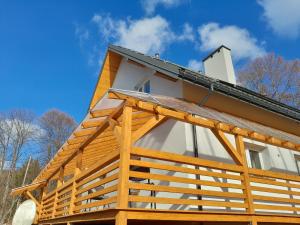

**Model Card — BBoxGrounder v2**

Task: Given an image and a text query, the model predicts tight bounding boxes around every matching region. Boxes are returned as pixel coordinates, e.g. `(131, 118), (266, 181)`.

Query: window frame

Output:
(137, 79), (151, 93)
(248, 149), (263, 169)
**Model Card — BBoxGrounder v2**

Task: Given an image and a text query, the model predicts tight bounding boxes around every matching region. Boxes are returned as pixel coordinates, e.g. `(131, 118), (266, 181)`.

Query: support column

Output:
(38, 186), (47, 222)
(115, 211), (127, 225)
(52, 166), (64, 218)
(116, 105), (132, 209)
(69, 148), (83, 215)
(235, 135), (254, 214)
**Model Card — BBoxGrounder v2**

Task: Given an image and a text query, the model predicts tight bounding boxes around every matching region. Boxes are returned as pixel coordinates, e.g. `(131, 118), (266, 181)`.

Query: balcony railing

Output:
(38, 146), (300, 222)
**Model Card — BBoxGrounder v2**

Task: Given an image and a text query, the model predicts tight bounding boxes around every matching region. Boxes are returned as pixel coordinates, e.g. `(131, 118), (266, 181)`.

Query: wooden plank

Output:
(252, 194), (300, 204)
(76, 173), (119, 195)
(76, 161), (119, 188)
(82, 118), (105, 128)
(73, 128), (97, 137)
(74, 196), (117, 211)
(126, 210), (251, 222)
(75, 184), (118, 203)
(129, 171), (245, 189)
(76, 151), (119, 183)
(11, 180), (46, 196)
(129, 182), (246, 199)
(130, 159), (243, 181)
(254, 203), (300, 211)
(249, 167), (300, 183)
(132, 146), (243, 172)
(250, 177), (300, 189)
(90, 108), (117, 118)
(129, 195), (247, 209)
(251, 185), (300, 196)
(117, 105), (132, 208)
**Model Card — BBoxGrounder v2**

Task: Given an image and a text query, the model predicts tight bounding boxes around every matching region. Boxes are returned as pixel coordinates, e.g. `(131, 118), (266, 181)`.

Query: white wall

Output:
(111, 58), (300, 212)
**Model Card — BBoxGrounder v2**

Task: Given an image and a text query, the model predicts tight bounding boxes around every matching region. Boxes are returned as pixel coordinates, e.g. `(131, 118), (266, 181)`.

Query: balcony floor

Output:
(38, 208), (300, 225)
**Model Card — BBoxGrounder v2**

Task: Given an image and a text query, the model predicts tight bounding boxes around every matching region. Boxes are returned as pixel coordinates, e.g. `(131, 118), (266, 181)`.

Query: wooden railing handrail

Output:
(132, 146), (244, 172)
(249, 167), (300, 183)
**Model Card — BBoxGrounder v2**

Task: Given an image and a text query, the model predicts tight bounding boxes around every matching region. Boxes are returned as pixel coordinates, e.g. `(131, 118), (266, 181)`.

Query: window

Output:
(295, 155), (300, 175)
(249, 150), (262, 169)
(138, 80), (151, 93)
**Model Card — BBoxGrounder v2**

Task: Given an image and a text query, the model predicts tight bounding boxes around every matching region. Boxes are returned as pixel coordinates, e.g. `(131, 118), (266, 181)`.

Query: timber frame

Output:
(11, 89), (300, 225)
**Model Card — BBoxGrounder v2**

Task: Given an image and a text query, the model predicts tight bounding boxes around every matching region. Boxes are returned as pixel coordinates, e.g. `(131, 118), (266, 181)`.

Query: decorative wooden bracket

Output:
(211, 129), (243, 165)
(24, 191), (40, 207)
(132, 115), (166, 143)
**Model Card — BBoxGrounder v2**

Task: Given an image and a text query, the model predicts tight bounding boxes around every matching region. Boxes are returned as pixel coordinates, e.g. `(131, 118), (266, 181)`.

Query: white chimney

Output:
(202, 45), (236, 84)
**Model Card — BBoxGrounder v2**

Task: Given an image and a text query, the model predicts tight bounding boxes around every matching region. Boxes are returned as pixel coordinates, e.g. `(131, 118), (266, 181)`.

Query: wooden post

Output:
(52, 166), (64, 218)
(38, 186), (46, 221)
(116, 105), (132, 209)
(235, 135), (254, 214)
(115, 211), (127, 225)
(69, 148), (83, 215)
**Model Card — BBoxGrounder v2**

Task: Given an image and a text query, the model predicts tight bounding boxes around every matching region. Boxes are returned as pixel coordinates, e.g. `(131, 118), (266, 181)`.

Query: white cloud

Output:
(198, 23), (265, 60)
(178, 23), (195, 42)
(75, 24), (89, 47)
(91, 14), (193, 55)
(258, 0), (300, 38)
(141, 0), (186, 15)
(187, 59), (202, 71)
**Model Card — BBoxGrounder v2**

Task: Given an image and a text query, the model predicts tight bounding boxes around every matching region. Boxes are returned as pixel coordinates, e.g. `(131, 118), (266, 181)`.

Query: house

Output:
(11, 45), (300, 225)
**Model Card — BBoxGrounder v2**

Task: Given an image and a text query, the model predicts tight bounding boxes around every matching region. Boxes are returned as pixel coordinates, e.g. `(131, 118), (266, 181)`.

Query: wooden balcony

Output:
(37, 145), (300, 225)
(11, 89), (300, 225)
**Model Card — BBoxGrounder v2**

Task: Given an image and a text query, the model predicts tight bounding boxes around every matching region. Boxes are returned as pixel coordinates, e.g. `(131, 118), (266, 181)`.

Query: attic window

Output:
(138, 80), (151, 93)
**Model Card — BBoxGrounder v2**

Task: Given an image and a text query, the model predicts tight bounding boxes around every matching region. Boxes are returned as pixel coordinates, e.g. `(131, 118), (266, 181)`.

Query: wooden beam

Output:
(235, 135), (254, 214)
(69, 149), (83, 215)
(24, 191), (40, 207)
(42, 103), (124, 182)
(109, 92), (300, 153)
(132, 115), (166, 143)
(11, 180), (46, 196)
(90, 108), (117, 118)
(115, 211), (127, 225)
(81, 118), (105, 128)
(211, 129), (243, 165)
(52, 166), (64, 218)
(117, 105), (132, 208)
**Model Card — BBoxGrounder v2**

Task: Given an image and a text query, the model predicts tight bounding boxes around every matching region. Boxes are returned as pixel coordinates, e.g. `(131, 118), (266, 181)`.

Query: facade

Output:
(11, 45), (300, 225)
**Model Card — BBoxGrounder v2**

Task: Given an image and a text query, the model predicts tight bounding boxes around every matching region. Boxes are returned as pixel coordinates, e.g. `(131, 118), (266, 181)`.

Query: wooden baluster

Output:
(69, 148), (83, 215)
(116, 105), (132, 225)
(52, 166), (64, 218)
(235, 135), (254, 215)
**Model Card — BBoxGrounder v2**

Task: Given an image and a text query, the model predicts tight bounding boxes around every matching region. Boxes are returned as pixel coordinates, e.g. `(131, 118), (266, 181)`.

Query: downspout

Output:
(192, 82), (214, 211)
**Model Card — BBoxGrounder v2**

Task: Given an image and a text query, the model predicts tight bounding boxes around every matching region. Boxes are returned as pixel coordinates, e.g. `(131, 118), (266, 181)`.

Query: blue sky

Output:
(1, 0), (300, 122)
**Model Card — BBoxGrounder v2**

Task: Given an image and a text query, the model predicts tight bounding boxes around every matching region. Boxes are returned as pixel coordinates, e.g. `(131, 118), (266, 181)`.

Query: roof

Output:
(111, 89), (300, 144)
(108, 45), (300, 122)
(32, 88), (300, 183)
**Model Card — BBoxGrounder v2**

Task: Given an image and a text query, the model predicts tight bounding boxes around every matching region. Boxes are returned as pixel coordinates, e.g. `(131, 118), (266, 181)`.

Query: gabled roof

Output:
(108, 45), (300, 122)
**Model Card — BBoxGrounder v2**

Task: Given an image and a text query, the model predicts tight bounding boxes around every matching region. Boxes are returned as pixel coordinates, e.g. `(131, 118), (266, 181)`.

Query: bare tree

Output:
(39, 109), (77, 165)
(0, 110), (38, 224)
(238, 53), (300, 109)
